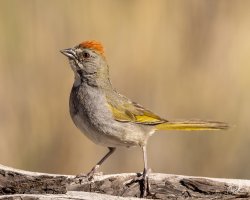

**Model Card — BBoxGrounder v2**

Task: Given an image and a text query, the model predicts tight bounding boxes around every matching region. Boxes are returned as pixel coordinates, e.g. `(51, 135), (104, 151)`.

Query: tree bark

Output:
(0, 164), (250, 199)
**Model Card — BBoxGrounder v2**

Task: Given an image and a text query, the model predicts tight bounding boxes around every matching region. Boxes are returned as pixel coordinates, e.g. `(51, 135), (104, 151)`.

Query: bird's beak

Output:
(60, 48), (76, 59)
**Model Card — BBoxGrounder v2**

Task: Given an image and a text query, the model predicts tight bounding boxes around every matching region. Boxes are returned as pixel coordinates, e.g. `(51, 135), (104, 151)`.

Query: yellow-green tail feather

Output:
(156, 120), (228, 131)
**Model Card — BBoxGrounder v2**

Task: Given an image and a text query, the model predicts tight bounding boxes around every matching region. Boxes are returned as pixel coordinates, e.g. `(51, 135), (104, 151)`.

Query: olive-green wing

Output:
(107, 98), (166, 125)
(105, 92), (228, 131)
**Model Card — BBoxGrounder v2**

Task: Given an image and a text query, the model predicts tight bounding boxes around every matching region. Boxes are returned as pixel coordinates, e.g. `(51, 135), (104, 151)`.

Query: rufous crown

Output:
(79, 40), (105, 56)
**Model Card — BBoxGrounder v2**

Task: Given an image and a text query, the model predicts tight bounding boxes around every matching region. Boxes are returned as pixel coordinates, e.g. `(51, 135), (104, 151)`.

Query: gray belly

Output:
(72, 113), (149, 147)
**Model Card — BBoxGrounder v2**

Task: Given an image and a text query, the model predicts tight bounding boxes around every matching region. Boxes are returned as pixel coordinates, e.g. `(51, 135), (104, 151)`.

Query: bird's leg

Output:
(141, 145), (150, 198)
(86, 147), (116, 180)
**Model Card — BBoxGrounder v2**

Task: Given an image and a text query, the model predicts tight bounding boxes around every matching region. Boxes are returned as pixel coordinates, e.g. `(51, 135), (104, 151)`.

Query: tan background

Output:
(0, 0), (249, 179)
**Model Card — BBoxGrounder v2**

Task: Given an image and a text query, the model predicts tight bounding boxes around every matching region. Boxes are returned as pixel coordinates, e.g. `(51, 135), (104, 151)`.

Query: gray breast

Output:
(69, 84), (154, 147)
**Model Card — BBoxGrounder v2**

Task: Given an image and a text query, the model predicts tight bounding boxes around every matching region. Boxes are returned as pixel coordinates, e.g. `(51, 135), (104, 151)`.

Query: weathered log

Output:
(0, 164), (250, 199)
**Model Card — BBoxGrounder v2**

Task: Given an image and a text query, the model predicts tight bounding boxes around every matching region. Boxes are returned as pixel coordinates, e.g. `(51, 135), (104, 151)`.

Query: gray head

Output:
(61, 41), (109, 86)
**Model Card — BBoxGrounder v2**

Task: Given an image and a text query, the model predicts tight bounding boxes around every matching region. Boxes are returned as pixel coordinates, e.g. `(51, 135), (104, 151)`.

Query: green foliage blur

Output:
(0, 0), (249, 179)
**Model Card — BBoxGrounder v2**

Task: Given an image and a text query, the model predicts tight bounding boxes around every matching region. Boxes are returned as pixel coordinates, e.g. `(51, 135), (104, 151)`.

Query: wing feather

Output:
(107, 97), (166, 125)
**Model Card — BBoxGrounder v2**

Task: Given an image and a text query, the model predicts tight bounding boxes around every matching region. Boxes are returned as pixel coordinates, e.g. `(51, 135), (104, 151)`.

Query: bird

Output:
(60, 40), (228, 197)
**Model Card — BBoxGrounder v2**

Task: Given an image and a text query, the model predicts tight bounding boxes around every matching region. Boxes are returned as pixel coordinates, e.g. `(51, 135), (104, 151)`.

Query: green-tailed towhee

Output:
(60, 40), (228, 197)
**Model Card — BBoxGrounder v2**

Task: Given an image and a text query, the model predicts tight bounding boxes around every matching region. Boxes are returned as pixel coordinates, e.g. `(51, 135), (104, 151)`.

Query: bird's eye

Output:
(83, 52), (90, 58)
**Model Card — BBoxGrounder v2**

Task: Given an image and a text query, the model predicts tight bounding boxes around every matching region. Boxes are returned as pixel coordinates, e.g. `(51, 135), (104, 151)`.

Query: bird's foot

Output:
(126, 169), (153, 198)
(86, 164), (101, 180)
(75, 165), (102, 183)
(140, 168), (152, 198)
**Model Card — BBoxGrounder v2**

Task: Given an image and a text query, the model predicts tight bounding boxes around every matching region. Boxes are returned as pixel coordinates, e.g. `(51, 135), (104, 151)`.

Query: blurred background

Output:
(0, 0), (249, 179)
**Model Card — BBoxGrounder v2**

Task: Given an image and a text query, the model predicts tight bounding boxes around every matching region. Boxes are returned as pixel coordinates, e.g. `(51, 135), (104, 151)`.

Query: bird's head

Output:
(61, 41), (109, 85)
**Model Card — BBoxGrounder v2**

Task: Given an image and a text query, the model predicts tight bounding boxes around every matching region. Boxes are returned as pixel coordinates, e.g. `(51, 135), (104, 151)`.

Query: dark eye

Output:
(83, 52), (90, 58)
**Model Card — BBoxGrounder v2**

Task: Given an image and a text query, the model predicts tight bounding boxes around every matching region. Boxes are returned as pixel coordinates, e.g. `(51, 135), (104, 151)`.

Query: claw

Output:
(75, 165), (102, 182)
(76, 147), (115, 182)
(86, 165), (100, 180)
(140, 168), (151, 198)
(125, 171), (152, 198)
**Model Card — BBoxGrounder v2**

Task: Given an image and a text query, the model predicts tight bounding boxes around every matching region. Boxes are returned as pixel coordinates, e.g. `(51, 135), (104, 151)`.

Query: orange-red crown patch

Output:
(79, 40), (105, 56)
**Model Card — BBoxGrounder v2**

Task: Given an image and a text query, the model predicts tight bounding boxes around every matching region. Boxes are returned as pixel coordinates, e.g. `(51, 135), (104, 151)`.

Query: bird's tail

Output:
(156, 120), (228, 131)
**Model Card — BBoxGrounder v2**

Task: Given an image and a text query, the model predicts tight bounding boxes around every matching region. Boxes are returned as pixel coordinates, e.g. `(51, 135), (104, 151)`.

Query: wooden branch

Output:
(1, 164), (250, 199)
